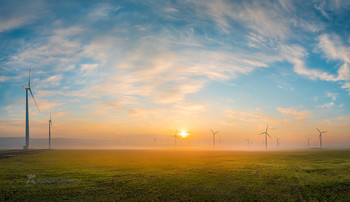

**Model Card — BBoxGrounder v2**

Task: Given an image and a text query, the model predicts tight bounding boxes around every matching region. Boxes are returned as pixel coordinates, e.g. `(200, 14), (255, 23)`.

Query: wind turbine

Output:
(173, 130), (178, 147)
(210, 129), (220, 148)
(275, 137), (280, 149)
(259, 125), (271, 150)
(49, 113), (53, 149)
(316, 128), (327, 149)
(246, 138), (251, 149)
(305, 136), (312, 149)
(21, 66), (40, 150)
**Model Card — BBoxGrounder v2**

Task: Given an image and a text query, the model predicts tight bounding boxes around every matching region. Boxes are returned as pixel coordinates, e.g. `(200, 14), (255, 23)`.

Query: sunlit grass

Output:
(0, 149), (349, 201)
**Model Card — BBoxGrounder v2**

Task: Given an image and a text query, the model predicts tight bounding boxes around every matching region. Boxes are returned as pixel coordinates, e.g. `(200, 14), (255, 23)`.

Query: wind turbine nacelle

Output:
(21, 85), (30, 90)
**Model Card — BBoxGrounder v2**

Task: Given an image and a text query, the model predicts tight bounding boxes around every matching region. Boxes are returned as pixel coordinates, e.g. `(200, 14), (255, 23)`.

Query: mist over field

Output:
(1, 136), (349, 150)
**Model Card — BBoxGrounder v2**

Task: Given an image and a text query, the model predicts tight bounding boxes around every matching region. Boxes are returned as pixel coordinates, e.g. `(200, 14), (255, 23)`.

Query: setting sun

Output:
(179, 130), (189, 138)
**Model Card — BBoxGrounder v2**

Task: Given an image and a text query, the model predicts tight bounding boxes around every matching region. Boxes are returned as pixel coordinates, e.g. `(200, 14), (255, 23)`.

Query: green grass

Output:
(1, 149), (350, 201)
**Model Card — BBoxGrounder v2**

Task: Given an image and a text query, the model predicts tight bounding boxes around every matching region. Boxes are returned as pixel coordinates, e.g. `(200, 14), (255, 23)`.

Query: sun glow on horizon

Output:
(179, 130), (189, 138)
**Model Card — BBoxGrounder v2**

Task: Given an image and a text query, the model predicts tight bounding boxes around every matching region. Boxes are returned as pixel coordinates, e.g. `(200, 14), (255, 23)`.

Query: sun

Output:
(179, 130), (188, 138)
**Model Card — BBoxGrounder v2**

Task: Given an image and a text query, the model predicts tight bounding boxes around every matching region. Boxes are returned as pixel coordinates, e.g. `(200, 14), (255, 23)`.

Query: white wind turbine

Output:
(21, 66), (40, 150)
(259, 125), (271, 150)
(210, 129), (220, 148)
(316, 128), (327, 149)
(49, 113), (53, 149)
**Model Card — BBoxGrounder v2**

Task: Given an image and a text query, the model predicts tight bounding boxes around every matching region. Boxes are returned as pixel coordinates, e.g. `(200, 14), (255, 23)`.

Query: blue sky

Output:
(0, 0), (350, 148)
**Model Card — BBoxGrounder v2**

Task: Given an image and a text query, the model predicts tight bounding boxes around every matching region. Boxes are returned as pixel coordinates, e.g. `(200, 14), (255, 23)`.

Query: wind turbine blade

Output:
(29, 89), (40, 112)
(316, 128), (321, 133)
(266, 125), (268, 132)
(28, 66), (31, 87)
(266, 132), (271, 138)
(259, 132), (265, 135)
(215, 131), (220, 134)
(322, 131), (327, 133)
(210, 129), (214, 134)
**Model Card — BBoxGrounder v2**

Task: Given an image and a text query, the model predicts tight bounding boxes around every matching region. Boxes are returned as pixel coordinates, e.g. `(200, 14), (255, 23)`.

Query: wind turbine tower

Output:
(21, 66), (40, 150)
(210, 129), (220, 148)
(316, 128), (327, 149)
(49, 113), (53, 149)
(305, 136), (311, 149)
(173, 130), (178, 147)
(246, 138), (251, 149)
(259, 125), (271, 150)
(275, 137), (280, 149)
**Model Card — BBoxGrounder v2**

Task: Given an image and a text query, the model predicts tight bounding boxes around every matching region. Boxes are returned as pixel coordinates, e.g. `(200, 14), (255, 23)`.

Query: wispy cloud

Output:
(0, 0), (44, 32)
(9, 26), (83, 69)
(0, 17), (31, 32)
(277, 107), (310, 121)
(327, 92), (336, 101)
(81, 64), (98, 72)
(222, 108), (292, 127)
(341, 82), (350, 95)
(281, 35), (350, 86)
(34, 98), (63, 112)
(322, 116), (350, 127)
(41, 75), (63, 87)
(88, 3), (120, 20)
(318, 102), (334, 108)
(189, 0), (291, 38)
(0, 76), (9, 82)
(80, 32), (273, 105)
(318, 34), (350, 63)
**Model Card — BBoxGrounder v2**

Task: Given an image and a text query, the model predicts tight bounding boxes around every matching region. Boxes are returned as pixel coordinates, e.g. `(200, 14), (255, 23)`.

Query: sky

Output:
(0, 0), (350, 149)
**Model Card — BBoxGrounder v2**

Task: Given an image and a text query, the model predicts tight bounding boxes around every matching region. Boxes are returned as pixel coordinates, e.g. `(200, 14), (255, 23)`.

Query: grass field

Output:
(0, 149), (350, 201)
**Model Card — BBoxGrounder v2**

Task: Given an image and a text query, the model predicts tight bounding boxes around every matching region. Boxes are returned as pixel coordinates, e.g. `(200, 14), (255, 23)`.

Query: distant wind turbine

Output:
(173, 130), (178, 147)
(316, 128), (327, 149)
(21, 66), (40, 150)
(259, 125), (271, 150)
(246, 138), (251, 148)
(49, 113), (53, 149)
(210, 129), (220, 148)
(275, 137), (280, 149)
(305, 136), (312, 149)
